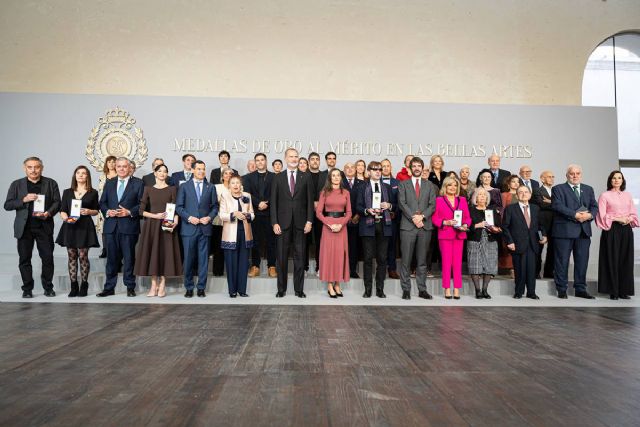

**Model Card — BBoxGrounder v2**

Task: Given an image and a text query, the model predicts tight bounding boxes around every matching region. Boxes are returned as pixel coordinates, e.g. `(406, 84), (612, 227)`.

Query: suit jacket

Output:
(210, 167), (238, 185)
(381, 176), (400, 219)
(431, 196), (472, 240)
(344, 178), (365, 228)
(242, 170), (274, 217)
(99, 176), (144, 235)
(397, 178), (437, 231)
(476, 168), (511, 188)
(534, 185), (554, 233)
(551, 182), (598, 238)
(4, 176), (61, 239)
(501, 203), (545, 254)
(519, 177), (540, 197)
(355, 181), (393, 237)
(175, 180), (219, 237)
(270, 169), (315, 229)
(170, 171), (194, 187)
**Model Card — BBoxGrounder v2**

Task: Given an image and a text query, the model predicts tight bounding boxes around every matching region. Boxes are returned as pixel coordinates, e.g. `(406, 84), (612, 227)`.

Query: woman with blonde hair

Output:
(467, 187), (501, 298)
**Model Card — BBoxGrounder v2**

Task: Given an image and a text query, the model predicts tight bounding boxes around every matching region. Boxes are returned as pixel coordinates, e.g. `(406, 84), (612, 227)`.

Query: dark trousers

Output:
(210, 225), (224, 275)
(426, 228), (439, 271)
(362, 223), (389, 292)
(105, 230), (138, 290)
(347, 225), (360, 274)
(541, 237), (555, 278)
(276, 226), (307, 293)
(183, 231), (210, 290)
(511, 245), (537, 297)
(312, 217), (323, 272)
(224, 227), (249, 295)
(17, 226), (54, 291)
(251, 214), (276, 268)
(387, 220), (399, 272)
(554, 234), (590, 293)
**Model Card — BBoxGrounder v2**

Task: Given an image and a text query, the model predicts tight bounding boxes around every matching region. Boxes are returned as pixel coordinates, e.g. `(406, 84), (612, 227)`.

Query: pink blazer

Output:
(431, 196), (472, 240)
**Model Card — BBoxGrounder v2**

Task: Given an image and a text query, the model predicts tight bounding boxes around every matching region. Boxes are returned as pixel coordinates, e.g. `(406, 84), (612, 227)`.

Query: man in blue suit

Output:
(98, 157), (145, 297)
(170, 153), (196, 187)
(551, 164), (598, 299)
(176, 160), (219, 298)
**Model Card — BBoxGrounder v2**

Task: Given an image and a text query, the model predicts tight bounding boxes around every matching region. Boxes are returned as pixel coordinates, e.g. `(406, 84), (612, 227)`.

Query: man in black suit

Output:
(534, 170), (555, 278)
(476, 154), (511, 188)
(502, 185), (547, 299)
(170, 153), (196, 187)
(210, 150), (238, 184)
(307, 152), (322, 274)
(97, 157), (145, 297)
(4, 156), (60, 298)
(270, 147), (314, 298)
(242, 152), (277, 278)
(142, 158), (170, 187)
(343, 162), (364, 278)
(518, 165), (540, 195)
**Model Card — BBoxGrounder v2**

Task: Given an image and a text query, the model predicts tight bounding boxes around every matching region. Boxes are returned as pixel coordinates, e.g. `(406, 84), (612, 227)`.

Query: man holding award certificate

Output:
(4, 156), (60, 298)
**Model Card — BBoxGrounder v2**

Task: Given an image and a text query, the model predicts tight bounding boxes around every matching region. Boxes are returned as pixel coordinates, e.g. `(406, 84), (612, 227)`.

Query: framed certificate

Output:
(372, 193), (382, 210)
(453, 210), (463, 227)
(70, 199), (82, 218)
(164, 203), (176, 222)
(33, 194), (45, 214)
(484, 210), (494, 227)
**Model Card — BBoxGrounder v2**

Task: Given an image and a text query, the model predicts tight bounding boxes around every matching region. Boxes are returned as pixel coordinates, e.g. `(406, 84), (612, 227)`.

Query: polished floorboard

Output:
(1, 303), (639, 427)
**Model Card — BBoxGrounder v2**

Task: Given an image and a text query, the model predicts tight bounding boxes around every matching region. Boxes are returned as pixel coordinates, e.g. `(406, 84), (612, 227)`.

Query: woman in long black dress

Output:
(56, 165), (100, 297)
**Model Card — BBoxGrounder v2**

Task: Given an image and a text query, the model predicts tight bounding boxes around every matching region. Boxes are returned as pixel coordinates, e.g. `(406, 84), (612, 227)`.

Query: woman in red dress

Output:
(316, 168), (352, 298)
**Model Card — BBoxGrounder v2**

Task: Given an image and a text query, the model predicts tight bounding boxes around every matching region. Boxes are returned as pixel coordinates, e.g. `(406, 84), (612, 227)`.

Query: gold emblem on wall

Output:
(86, 107), (148, 171)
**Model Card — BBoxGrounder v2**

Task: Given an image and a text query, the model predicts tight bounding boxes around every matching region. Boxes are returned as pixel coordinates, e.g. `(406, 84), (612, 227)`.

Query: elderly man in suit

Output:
(534, 170), (555, 278)
(502, 185), (547, 299)
(4, 156), (61, 298)
(551, 164), (598, 299)
(397, 157), (437, 300)
(476, 154), (511, 189)
(98, 157), (145, 297)
(176, 160), (219, 298)
(270, 147), (314, 298)
(518, 165), (540, 195)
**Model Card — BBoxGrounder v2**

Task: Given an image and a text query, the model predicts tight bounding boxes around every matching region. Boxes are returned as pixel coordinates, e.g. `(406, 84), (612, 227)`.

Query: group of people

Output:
(5, 150), (637, 301)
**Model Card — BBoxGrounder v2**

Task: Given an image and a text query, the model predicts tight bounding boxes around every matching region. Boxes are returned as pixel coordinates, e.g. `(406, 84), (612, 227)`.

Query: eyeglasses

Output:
(369, 168), (382, 171)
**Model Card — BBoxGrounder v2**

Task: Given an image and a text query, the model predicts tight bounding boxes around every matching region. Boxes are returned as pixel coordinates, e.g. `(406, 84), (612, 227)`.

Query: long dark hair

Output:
(322, 168), (345, 196)
(606, 170), (626, 191)
(502, 174), (520, 192)
(71, 165), (93, 191)
(102, 156), (117, 174)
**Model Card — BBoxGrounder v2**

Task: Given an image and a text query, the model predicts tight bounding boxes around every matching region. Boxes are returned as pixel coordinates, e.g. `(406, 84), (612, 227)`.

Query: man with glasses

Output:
(518, 165), (540, 196)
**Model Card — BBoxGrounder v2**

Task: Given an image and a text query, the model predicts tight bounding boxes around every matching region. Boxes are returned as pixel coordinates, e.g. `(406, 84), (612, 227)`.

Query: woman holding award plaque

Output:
(134, 164), (182, 297)
(432, 176), (471, 299)
(220, 174), (255, 297)
(56, 166), (100, 297)
(467, 187), (501, 299)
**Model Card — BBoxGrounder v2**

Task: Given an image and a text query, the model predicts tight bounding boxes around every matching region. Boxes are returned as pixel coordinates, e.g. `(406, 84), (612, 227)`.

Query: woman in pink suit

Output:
(316, 168), (352, 298)
(432, 176), (471, 299)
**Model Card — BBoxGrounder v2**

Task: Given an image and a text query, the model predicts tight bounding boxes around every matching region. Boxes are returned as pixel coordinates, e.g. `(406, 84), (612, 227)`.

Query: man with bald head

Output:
(476, 154), (511, 188)
(551, 164), (598, 299)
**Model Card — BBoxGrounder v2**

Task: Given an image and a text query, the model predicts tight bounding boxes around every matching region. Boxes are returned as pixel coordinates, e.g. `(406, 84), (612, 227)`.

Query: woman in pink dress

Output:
(432, 176), (471, 299)
(316, 168), (352, 298)
(596, 170), (639, 299)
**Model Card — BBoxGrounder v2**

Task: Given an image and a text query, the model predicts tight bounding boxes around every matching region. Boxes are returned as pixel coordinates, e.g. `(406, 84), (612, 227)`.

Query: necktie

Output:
(196, 181), (202, 203)
(375, 182), (380, 193)
(289, 171), (295, 196)
(349, 179), (353, 189)
(523, 205), (531, 228)
(493, 171), (498, 185)
(524, 180), (530, 190)
(572, 185), (580, 200)
(117, 179), (125, 201)
(415, 179), (420, 199)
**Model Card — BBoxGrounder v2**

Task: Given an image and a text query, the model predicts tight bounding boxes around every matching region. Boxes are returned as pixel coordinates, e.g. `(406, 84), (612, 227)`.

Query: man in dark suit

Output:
(381, 158), (400, 279)
(356, 161), (394, 298)
(476, 154), (511, 188)
(142, 158), (173, 187)
(307, 152), (322, 275)
(210, 150), (238, 184)
(98, 157), (145, 297)
(397, 157), (436, 300)
(343, 162), (364, 278)
(4, 156), (60, 298)
(518, 165), (540, 195)
(270, 147), (314, 298)
(176, 160), (219, 298)
(551, 164), (598, 299)
(242, 152), (276, 278)
(534, 170), (555, 278)
(502, 185), (547, 299)
(170, 153), (196, 187)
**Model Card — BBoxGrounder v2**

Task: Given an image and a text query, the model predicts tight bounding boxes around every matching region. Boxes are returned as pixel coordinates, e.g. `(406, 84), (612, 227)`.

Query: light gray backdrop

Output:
(0, 92), (618, 257)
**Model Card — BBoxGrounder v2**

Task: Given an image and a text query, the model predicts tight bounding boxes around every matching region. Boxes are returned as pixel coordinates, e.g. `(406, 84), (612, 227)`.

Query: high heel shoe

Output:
(453, 290), (460, 300)
(328, 284), (337, 299)
(475, 289), (482, 299)
(445, 290), (452, 300)
(157, 278), (166, 298)
(334, 286), (343, 297)
(147, 281), (158, 297)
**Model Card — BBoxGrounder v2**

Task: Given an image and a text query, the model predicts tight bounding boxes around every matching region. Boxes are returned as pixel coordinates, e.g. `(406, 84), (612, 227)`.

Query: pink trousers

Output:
(439, 239), (464, 289)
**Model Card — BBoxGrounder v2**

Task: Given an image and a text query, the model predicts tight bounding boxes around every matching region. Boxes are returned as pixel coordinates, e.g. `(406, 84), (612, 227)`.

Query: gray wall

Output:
(0, 92), (617, 256)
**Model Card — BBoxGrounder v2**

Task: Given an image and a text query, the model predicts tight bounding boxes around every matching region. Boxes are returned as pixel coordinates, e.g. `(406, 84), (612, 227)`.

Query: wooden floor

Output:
(1, 303), (639, 427)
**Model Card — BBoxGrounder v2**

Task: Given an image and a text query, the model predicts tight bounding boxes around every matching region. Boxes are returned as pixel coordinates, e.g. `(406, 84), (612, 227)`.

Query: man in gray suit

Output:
(397, 156), (437, 300)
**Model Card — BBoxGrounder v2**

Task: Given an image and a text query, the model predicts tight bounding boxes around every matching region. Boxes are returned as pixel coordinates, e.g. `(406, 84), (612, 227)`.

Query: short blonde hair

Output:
(471, 187), (489, 206)
(430, 154), (444, 170)
(440, 176), (460, 196)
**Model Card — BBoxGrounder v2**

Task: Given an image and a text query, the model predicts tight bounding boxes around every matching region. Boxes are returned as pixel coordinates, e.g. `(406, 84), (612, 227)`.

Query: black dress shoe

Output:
(97, 289), (115, 297)
(230, 293), (237, 298)
(526, 294), (540, 300)
(557, 291), (568, 299)
(363, 289), (372, 298)
(444, 294), (452, 300)
(295, 291), (306, 298)
(610, 295), (619, 300)
(99, 249), (107, 258)
(197, 289), (205, 297)
(376, 290), (386, 298)
(402, 291), (411, 300)
(575, 291), (595, 299)
(184, 289), (194, 298)
(513, 294), (522, 299)
(620, 295), (631, 300)
(127, 289), (136, 297)
(418, 291), (433, 300)
(238, 292), (249, 297)
(44, 289), (56, 297)
(350, 273), (360, 279)
(453, 295), (460, 300)
(68, 282), (79, 297)
(22, 290), (33, 298)
(275, 291), (285, 298)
